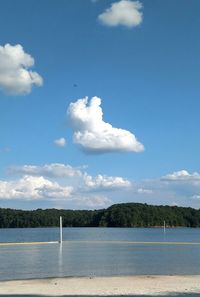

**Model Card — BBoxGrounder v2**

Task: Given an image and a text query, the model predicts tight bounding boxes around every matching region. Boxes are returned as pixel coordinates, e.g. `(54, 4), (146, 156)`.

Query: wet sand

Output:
(0, 275), (200, 296)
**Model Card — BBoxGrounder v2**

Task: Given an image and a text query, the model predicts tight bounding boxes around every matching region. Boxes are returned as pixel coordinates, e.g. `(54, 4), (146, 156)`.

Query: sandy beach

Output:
(0, 275), (200, 296)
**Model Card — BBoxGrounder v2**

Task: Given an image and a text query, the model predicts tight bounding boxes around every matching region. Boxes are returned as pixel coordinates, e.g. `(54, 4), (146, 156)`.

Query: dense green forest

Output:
(0, 203), (200, 228)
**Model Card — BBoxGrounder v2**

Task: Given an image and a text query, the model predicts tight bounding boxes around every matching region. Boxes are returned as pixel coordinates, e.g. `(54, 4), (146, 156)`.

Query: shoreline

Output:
(0, 275), (200, 296)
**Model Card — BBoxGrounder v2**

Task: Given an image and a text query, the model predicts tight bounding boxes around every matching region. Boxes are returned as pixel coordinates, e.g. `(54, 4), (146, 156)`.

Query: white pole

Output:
(163, 220), (166, 233)
(60, 216), (63, 244)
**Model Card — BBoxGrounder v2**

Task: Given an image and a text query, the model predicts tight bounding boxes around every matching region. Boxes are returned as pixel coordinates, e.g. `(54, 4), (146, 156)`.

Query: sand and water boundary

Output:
(0, 275), (200, 296)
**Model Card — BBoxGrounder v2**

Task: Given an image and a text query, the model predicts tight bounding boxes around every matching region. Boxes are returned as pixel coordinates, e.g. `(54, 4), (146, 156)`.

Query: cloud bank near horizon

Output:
(1, 164), (200, 209)
(3, 163), (132, 208)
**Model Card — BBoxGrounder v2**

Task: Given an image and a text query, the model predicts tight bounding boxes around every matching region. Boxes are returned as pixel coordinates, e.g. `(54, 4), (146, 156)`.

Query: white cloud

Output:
(98, 0), (143, 28)
(4, 163), (132, 206)
(0, 173), (112, 207)
(54, 137), (66, 147)
(171, 202), (178, 206)
(161, 170), (200, 183)
(191, 195), (200, 200)
(8, 163), (81, 178)
(75, 195), (112, 208)
(2, 165), (200, 208)
(0, 44), (43, 95)
(137, 188), (153, 194)
(0, 175), (73, 200)
(83, 173), (131, 190)
(67, 96), (144, 153)
(0, 147), (11, 153)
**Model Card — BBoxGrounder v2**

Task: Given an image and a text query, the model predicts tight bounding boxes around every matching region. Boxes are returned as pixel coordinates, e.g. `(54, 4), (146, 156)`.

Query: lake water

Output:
(0, 227), (200, 280)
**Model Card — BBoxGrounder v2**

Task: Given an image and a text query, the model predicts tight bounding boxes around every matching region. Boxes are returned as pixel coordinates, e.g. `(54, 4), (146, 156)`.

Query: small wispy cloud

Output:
(137, 188), (153, 194)
(54, 137), (66, 147)
(161, 170), (200, 183)
(98, 0), (143, 28)
(83, 173), (131, 190)
(75, 194), (112, 208)
(191, 195), (200, 200)
(0, 147), (11, 153)
(8, 163), (82, 178)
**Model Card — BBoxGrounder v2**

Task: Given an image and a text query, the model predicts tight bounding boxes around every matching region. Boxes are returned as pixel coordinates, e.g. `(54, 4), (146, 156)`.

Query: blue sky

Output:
(0, 0), (200, 209)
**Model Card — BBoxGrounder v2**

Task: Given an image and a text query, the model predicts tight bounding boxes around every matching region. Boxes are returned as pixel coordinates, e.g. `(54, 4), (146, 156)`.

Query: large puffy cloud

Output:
(0, 44), (43, 95)
(0, 175), (73, 200)
(83, 173), (131, 190)
(8, 163), (82, 178)
(67, 96), (144, 153)
(98, 0), (143, 28)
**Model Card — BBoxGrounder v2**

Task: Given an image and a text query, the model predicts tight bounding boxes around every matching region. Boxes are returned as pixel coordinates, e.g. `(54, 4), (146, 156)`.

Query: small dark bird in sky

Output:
(73, 84), (78, 87)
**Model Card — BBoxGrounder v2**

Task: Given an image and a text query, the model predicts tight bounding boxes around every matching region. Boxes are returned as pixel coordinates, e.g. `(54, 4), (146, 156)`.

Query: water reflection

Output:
(58, 243), (63, 276)
(0, 228), (200, 280)
(1, 227), (200, 243)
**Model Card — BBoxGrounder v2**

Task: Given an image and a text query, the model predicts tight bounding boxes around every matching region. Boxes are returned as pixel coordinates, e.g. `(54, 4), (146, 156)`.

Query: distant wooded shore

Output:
(0, 202), (200, 228)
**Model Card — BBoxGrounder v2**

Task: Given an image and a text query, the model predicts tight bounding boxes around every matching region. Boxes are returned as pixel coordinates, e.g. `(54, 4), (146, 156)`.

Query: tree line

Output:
(0, 203), (199, 228)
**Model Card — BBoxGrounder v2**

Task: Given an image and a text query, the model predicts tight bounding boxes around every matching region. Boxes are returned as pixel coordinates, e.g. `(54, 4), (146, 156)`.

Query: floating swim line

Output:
(64, 240), (200, 245)
(0, 240), (200, 247)
(0, 241), (58, 246)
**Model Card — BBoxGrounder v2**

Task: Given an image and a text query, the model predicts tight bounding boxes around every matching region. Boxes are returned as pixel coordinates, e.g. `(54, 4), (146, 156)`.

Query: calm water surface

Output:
(0, 227), (200, 280)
